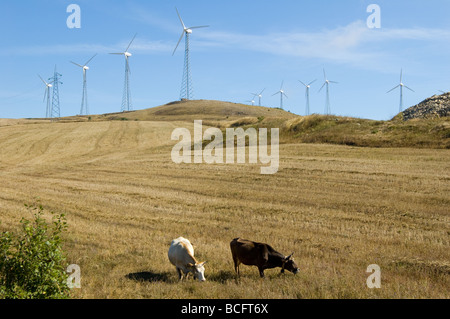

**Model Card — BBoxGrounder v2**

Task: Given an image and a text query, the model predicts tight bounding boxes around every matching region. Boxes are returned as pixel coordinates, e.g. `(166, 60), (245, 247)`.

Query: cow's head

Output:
(188, 261), (207, 282)
(281, 253), (299, 275)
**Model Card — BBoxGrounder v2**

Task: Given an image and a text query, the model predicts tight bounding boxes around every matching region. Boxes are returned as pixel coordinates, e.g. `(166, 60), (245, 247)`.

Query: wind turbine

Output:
(245, 99), (256, 106)
(70, 54), (97, 115)
(387, 69), (414, 113)
(272, 81), (288, 109)
(251, 88), (266, 106)
(110, 33), (137, 112)
(318, 69), (338, 115)
(172, 7), (209, 101)
(38, 75), (53, 118)
(299, 79), (316, 116)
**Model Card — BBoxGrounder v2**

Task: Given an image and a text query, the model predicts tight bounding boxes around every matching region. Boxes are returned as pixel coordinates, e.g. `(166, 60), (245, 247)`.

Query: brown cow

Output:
(230, 238), (299, 278)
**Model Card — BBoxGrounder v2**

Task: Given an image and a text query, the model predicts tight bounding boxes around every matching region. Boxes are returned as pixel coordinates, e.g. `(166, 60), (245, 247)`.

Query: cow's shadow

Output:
(208, 270), (236, 283)
(126, 271), (173, 283)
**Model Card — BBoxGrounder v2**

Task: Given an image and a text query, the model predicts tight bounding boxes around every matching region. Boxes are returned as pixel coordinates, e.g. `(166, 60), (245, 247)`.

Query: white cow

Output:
(168, 237), (207, 282)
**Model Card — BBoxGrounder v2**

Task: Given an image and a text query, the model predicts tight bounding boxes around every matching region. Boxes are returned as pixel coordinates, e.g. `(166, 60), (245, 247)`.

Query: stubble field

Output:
(0, 119), (449, 299)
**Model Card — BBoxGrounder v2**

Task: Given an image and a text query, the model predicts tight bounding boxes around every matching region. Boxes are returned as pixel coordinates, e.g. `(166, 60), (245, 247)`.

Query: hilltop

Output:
(94, 100), (296, 123)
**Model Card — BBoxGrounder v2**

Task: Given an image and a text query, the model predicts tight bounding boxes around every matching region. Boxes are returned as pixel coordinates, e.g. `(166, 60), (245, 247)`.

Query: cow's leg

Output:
(176, 267), (183, 281)
(232, 255), (240, 276)
(183, 269), (190, 281)
(258, 267), (265, 278)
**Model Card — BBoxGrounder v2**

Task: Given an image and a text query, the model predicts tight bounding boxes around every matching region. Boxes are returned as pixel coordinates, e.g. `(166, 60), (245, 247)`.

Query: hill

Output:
(280, 115), (450, 149)
(2, 99), (449, 149)
(93, 99), (296, 124)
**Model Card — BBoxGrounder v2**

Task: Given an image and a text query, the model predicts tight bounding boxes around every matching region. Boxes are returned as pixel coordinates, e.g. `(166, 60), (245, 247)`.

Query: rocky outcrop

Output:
(402, 92), (450, 120)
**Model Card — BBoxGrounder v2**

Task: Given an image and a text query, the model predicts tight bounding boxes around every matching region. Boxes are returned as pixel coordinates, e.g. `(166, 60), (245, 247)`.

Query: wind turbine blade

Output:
(400, 69), (403, 83)
(84, 54), (97, 66)
(126, 33), (137, 52)
(439, 90), (446, 94)
(109, 53), (124, 55)
(70, 61), (83, 68)
(175, 7), (186, 30)
(404, 85), (414, 92)
(272, 92), (279, 97)
(43, 88), (47, 102)
(189, 25), (210, 29)
(280, 81), (284, 90)
(38, 75), (47, 85)
(308, 79), (317, 86)
(329, 81), (339, 84)
(318, 82), (326, 93)
(323, 69), (327, 80)
(299, 80), (307, 87)
(283, 93), (288, 98)
(259, 88), (266, 95)
(173, 31), (185, 56)
(386, 85), (400, 94)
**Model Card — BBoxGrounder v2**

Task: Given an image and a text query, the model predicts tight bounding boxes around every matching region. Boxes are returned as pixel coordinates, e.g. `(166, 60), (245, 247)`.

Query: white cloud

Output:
(195, 20), (450, 69)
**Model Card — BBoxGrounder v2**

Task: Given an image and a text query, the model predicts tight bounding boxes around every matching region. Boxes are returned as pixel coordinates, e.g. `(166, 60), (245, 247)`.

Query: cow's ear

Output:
(285, 252), (294, 260)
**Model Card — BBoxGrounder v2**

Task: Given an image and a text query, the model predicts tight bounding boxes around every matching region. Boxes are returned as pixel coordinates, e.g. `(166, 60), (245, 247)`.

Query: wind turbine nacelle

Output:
(83, 66), (90, 70)
(48, 84), (53, 88)
(125, 52), (132, 57)
(186, 29), (193, 34)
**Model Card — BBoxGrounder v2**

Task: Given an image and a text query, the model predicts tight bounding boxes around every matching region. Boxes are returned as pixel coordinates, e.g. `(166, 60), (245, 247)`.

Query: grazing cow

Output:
(230, 238), (299, 278)
(168, 237), (207, 282)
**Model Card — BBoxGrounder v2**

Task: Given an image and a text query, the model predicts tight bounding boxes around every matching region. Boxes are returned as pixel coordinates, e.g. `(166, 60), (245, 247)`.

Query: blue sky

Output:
(1, 0), (450, 120)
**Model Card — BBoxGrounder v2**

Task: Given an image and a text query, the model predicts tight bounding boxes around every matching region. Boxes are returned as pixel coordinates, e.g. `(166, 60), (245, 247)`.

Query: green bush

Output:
(0, 205), (70, 299)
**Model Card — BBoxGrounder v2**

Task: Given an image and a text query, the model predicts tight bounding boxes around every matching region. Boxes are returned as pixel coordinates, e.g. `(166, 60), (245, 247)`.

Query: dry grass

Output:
(281, 114), (450, 148)
(0, 116), (449, 299)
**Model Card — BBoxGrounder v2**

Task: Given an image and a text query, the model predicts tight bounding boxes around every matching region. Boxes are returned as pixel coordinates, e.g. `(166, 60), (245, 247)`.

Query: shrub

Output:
(0, 205), (70, 299)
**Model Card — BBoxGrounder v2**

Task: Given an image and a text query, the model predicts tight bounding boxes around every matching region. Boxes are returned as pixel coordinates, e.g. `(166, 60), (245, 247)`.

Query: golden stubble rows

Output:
(0, 121), (449, 298)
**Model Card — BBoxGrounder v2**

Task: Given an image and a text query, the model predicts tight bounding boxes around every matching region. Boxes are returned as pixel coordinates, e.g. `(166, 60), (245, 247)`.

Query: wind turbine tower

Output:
(272, 81), (288, 109)
(173, 8), (209, 101)
(49, 66), (62, 119)
(387, 69), (414, 113)
(71, 54), (97, 115)
(38, 75), (53, 118)
(299, 79), (316, 115)
(251, 88), (265, 106)
(319, 69), (338, 115)
(110, 33), (137, 112)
